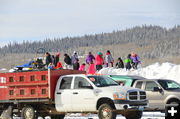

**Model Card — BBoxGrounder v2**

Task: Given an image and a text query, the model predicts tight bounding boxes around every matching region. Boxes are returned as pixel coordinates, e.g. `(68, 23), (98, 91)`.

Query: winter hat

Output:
(73, 51), (77, 54)
(118, 57), (122, 60)
(127, 54), (131, 58)
(97, 52), (103, 55)
(56, 52), (60, 56)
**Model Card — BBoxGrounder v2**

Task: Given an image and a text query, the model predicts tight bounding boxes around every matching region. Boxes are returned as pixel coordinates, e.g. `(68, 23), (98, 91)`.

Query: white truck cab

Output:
(55, 74), (148, 119)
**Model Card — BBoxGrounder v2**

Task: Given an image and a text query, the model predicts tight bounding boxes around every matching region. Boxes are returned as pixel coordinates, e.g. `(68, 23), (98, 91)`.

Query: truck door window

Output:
(145, 81), (159, 91)
(118, 81), (125, 86)
(74, 77), (92, 89)
(135, 81), (143, 89)
(60, 77), (73, 89)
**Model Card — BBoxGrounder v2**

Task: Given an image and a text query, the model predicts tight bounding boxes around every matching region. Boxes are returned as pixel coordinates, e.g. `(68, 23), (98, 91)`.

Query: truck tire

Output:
(0, 108), (2, 116)
(51, 114), (65, 119)
(98, 104), (116, 119)
(168, 100), (180, 105)
(124, 110), (142, 119)
(21, 106), (35, 119)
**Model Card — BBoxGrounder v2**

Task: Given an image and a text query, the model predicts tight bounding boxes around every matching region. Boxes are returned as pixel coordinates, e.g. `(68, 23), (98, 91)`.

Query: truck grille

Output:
(128, 91), (146, 100)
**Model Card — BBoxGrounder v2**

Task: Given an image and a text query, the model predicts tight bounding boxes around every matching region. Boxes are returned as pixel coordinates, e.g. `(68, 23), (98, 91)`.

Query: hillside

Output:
(0, 25), (180, 69)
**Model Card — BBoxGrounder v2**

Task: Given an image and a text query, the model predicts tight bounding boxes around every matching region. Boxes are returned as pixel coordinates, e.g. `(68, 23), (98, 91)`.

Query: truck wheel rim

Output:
(102, 108), (111, 118)
(25, 108), (34, 119)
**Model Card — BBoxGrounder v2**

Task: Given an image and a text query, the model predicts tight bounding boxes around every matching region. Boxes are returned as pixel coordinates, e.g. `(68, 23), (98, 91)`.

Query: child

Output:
(116, 57), (124, 69)
(88, 61), (96, 74)
(124, 54), (132, 70)
(79, 63), (86, 71)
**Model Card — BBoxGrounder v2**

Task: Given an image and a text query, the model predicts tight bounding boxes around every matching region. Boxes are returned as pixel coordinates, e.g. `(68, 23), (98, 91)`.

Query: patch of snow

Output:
(64, 112), (165, 119)
(99, 62), (180, 83)
(0, 68), (7, 71)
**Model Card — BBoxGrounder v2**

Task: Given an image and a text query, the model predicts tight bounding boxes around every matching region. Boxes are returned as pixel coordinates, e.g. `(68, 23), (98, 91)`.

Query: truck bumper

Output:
(113, 100), (148, 110)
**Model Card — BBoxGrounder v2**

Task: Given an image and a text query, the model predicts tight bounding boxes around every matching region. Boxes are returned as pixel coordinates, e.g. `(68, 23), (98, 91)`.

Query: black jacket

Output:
(46, 55), (52, 66)
(64, 56), (71, 65)
(116, 61), (124, 68)
(54, 56), (59, 66)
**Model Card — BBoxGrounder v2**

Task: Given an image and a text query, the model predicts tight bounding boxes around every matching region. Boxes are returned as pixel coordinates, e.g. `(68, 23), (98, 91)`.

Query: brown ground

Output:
(1, 42), (180, 71)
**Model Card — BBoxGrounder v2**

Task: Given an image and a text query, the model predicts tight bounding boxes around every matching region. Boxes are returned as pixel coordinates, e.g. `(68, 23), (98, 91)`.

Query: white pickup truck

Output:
(55, 74), (148, 119)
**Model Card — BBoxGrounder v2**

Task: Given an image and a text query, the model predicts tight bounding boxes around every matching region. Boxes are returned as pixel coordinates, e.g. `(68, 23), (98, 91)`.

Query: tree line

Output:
(0, 25), (180, 59)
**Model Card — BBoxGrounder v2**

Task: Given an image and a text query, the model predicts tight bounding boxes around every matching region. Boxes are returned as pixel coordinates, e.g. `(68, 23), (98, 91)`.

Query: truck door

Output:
(55, 76), (73, 112)
(143, 81), (165, 109)
(71, 77), (96, 112)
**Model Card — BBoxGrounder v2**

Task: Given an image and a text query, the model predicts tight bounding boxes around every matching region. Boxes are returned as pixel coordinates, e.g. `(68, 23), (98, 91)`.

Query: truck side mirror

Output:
(153, 87), (162, 92)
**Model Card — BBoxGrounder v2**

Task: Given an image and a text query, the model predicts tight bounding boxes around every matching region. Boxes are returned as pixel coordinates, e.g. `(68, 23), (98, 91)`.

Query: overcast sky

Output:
(0, 0), (180, 47)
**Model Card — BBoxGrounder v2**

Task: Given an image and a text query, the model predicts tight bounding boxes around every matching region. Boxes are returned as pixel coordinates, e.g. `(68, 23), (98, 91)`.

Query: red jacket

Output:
(55, 62), (63, 69)
(95, 55), (104, 65)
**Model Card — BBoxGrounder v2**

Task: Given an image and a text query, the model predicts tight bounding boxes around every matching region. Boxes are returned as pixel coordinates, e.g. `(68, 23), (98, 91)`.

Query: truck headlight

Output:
(113, 92), (126, 100)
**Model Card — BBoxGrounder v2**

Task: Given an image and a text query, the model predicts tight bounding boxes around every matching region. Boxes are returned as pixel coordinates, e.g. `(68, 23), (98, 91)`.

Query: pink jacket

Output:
(88, 64), (96, 74)
(79, 64), (85, 71)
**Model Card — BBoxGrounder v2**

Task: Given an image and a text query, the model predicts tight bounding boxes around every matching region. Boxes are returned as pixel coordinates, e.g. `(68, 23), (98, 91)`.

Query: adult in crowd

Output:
(86, 52), (95, 64)
(54, 52), (60, 67)
(73, 59), (80, 70)
(131, 52), (141, 69)
(45, 52), (52, 67)
(95, 52), (104, 71)
(71, 51), (79, 70)
(105, 50), (114, 67)
(64, 54), (72, 69)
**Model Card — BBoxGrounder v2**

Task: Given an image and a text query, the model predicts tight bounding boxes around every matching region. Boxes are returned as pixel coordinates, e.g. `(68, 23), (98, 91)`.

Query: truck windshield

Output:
(87, 76), (119, 87)
(158, 80), (180, 90)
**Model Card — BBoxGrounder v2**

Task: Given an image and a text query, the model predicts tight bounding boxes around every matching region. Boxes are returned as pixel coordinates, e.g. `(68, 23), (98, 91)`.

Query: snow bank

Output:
(0, 68), (7, 71)
(99, 62), (180, 83)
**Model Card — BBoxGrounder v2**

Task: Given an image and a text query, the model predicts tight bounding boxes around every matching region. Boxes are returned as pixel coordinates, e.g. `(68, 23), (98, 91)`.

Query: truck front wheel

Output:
(98, 104), (116, 119)
(21, 106), (35, 119)
(124, 110), (142, 119)
(51, 114), (65, 119)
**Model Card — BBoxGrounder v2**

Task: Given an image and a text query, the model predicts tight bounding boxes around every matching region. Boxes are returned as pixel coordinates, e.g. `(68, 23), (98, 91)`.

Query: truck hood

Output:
(98, 86), (143, 93)
(166, 89), (180, 93)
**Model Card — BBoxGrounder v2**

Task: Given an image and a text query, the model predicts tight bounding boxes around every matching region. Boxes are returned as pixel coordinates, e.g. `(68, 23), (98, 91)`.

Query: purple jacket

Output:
(71, 54), (78, 64)
(86, 54), (95, 64)
(131, 56), (140, 63)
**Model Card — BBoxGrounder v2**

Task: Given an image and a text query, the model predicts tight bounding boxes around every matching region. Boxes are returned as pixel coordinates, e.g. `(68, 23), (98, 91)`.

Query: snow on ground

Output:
(14, 112), (166, 119)
(99, 62), (180, 83)
(59, 112), (165, 119)
(36, 112), (165, 119)
(0, 68), (7, 71)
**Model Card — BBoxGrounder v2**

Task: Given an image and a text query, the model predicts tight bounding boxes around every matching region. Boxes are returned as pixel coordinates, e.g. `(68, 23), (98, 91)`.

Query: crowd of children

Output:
(45, 50), (141, 74)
